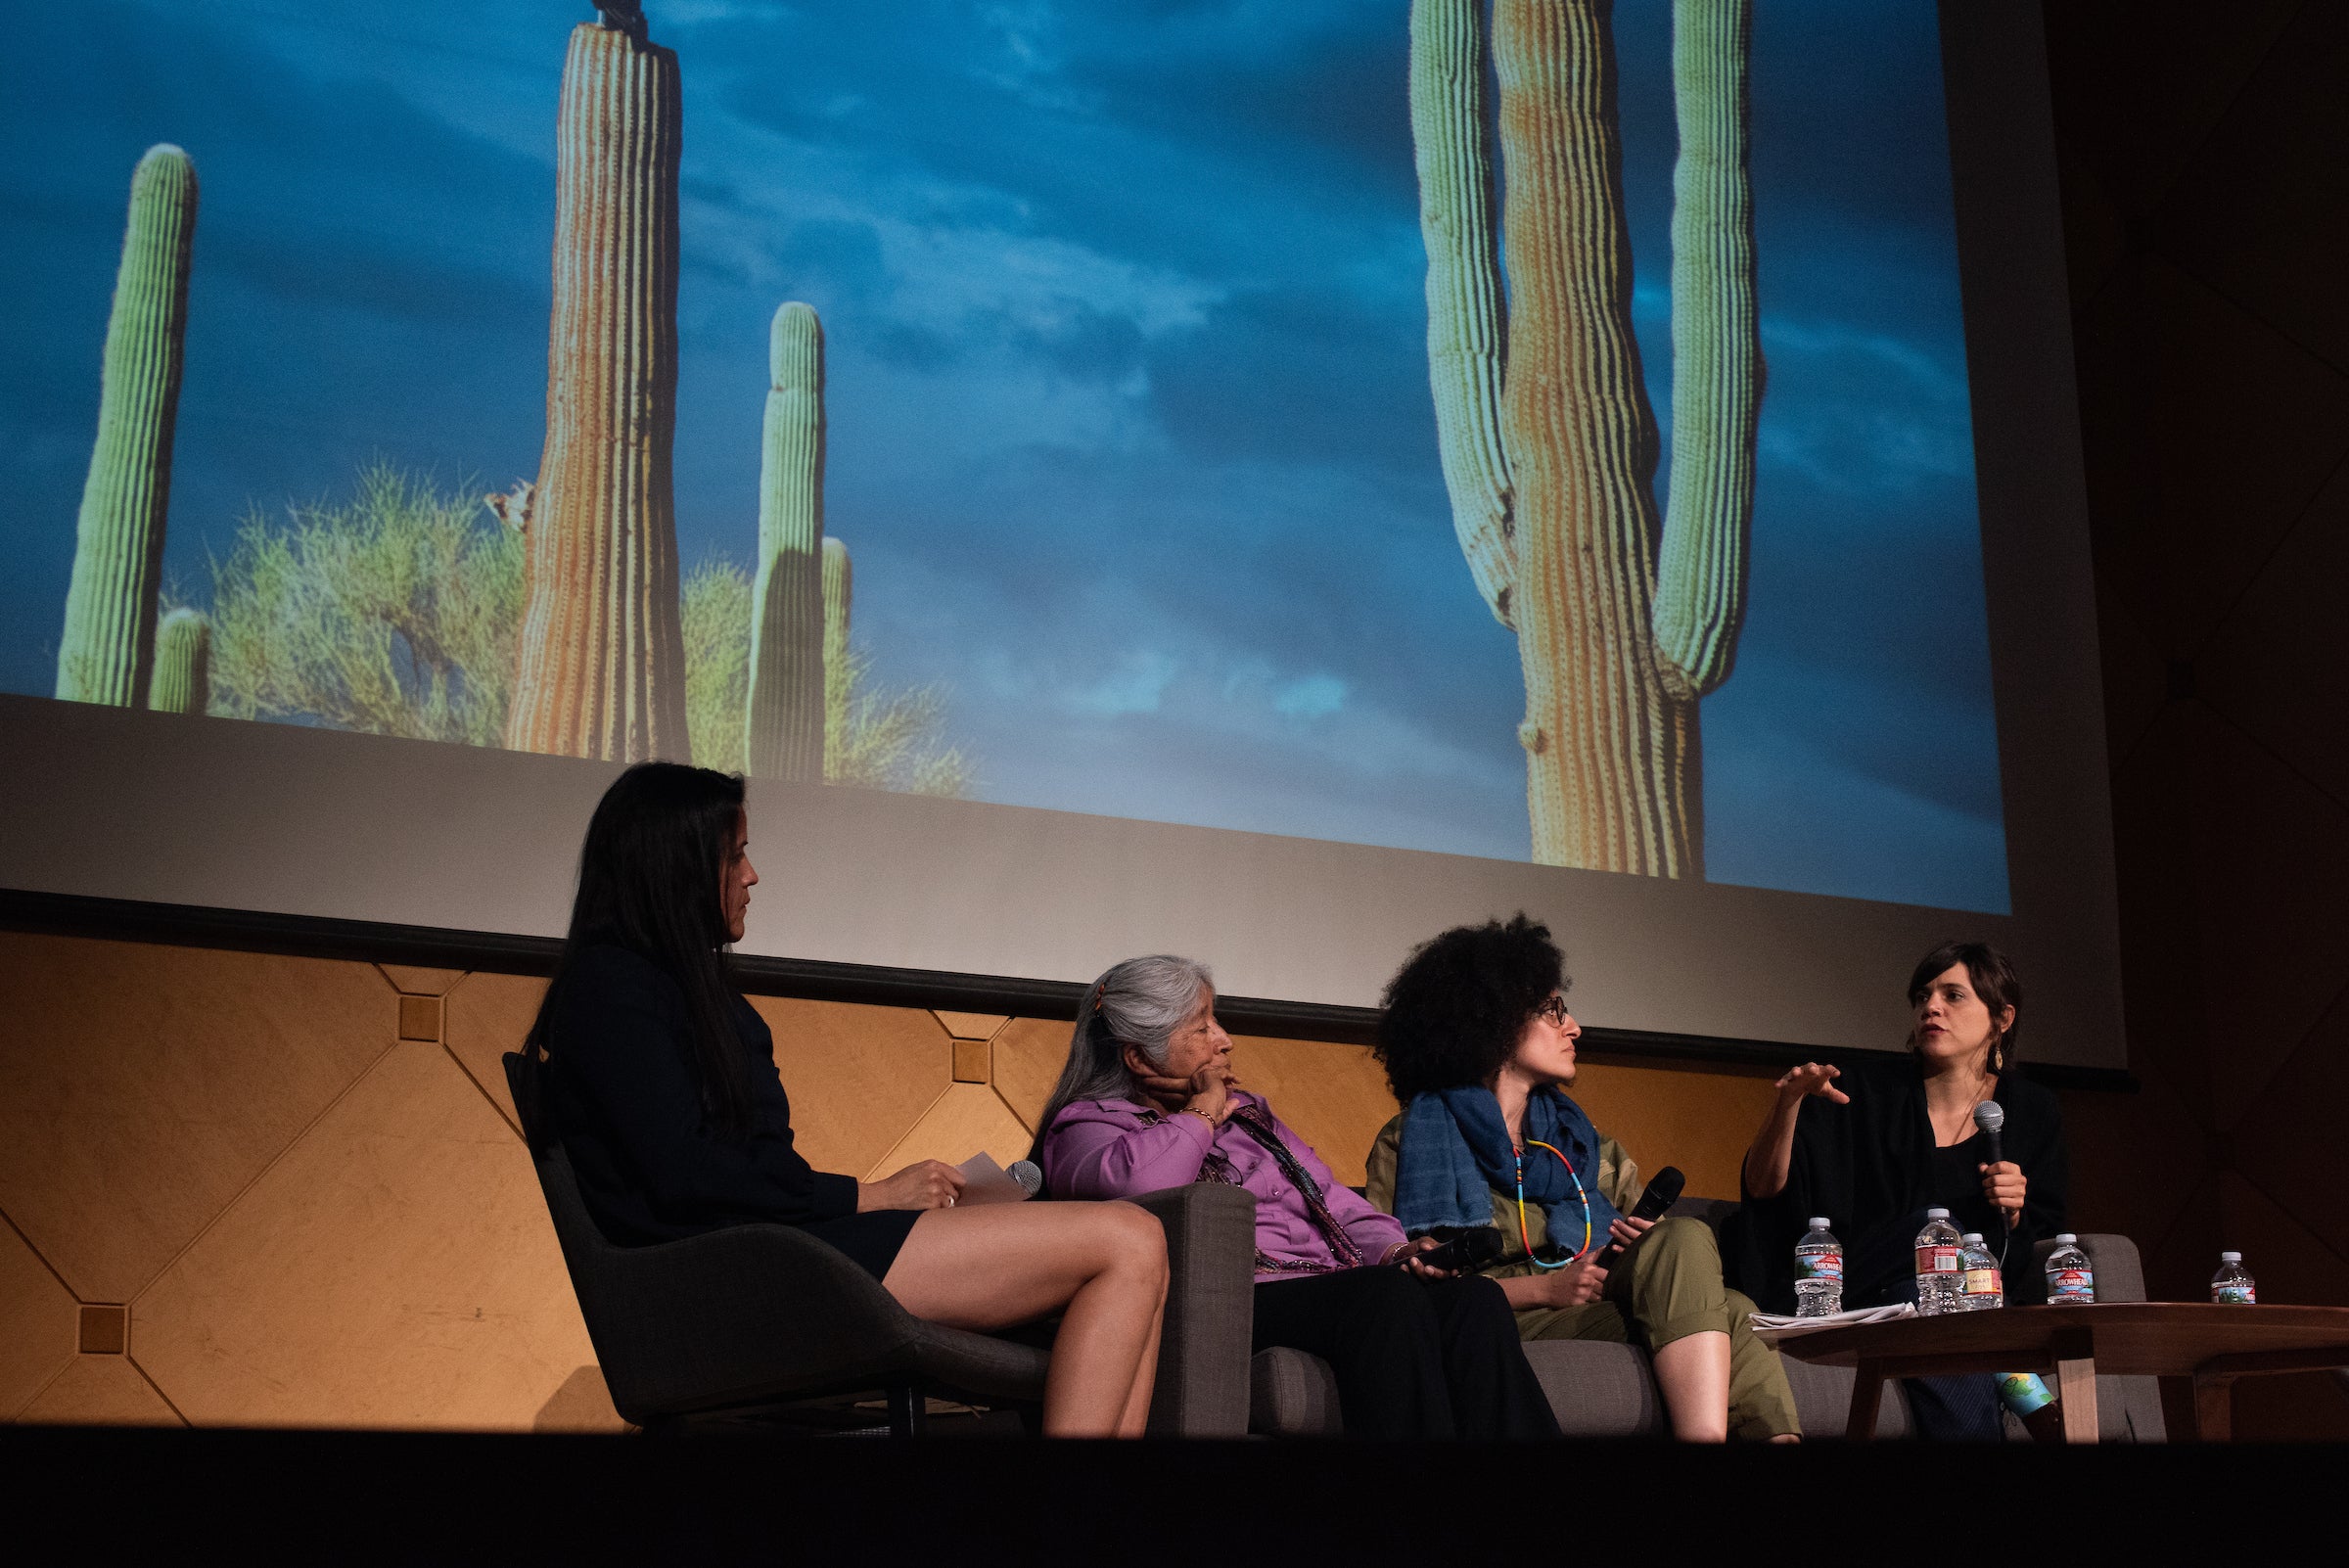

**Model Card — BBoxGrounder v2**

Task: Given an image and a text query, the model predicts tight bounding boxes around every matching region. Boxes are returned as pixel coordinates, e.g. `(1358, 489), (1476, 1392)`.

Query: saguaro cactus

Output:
(821, 535), (852, 778)
(745, 301), (826, 781)
(147, 607), (209, 715)
(56, 144), (198, 707)
(505, 13), (690, 761)
(1411, 0), (1758, 875)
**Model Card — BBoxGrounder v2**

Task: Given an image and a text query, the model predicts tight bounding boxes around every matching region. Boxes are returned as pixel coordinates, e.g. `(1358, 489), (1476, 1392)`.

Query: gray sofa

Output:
(1237, 1198), (2167, 1441)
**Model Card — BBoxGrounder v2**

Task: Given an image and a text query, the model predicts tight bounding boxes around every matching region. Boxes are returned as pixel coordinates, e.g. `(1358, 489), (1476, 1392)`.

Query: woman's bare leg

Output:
(1115, 1294), (1165, 1437)
(1651, 1329), (1732, 1442)
(881, 1200), (1167, 1438)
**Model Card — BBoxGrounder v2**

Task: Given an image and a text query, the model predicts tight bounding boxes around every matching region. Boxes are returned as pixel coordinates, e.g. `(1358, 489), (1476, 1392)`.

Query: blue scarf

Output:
(1394, 1084), (1621, 1254)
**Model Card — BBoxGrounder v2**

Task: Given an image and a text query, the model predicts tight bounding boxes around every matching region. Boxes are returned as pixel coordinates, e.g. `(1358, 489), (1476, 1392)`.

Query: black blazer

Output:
(540, 942), (858, 1245)
(1730, 1053), (2069, 1314)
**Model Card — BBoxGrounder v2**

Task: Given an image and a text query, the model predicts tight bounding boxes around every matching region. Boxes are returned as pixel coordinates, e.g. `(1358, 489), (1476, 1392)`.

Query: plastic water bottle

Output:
(2045, 1234), (2095, 1306)
(1913, 1208), (1962, 1315)
(1794, 1218), (1844, 1317)
(1958, 1233), (2004, 1311)
(2211, 1251), (2258, 1305)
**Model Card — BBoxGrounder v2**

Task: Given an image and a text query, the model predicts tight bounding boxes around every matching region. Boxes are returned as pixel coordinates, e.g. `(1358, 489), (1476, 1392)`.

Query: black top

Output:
(540, 942), (859, 1245)
(1730, 1053), (2070, 1313)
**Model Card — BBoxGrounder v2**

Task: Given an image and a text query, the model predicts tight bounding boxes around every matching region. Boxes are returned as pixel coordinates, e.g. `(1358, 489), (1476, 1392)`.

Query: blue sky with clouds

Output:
(0, 0), (2007, 913)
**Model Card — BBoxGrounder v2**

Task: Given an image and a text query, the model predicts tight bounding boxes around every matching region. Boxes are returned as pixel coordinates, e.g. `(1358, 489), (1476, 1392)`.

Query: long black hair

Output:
(527, 762), (754, 1137)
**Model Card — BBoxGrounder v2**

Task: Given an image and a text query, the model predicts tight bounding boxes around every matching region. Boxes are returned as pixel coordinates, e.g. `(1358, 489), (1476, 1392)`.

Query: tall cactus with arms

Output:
(1411, 0), (1759, 875)
(505, 9), (690, 761)
(745, 301), (826, 781)
(56, 144), (198, 707)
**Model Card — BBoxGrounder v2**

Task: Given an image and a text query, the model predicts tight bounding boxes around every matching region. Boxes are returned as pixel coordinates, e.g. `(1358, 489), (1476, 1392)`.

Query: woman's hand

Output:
(1605, 1215), (1655, 1251)
(1542, 1249), (1611, 1308)
(1773, 1061), (1848, 1106)
(856, 1159), (966, 1213)
(1385, 1235), (1453, 1278)
(1979, 1160), (2026, 1223)
(1140, 1061), (1239, 1123)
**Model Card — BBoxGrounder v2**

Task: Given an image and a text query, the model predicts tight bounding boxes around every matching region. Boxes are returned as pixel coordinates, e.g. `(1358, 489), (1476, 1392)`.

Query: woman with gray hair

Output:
(1035, 955), (1558, 1439)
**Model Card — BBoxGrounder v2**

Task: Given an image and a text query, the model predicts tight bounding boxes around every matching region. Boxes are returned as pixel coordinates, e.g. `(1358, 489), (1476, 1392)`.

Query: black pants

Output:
(1252, 1267), (1559, 1440)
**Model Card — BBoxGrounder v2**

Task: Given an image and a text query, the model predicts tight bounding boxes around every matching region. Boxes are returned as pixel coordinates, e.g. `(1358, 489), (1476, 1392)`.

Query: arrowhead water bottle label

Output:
(2214, 1283), (2256, 1305)
(1797, 1252), (1844, 1282)
(1916, 1244), (1959, 1273)
(2048, 1268), (2095, 1304)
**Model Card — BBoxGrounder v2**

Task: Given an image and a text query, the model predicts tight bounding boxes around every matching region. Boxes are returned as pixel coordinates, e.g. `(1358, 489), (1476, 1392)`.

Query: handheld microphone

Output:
(1972, 1101), (2012, 1229)
(1007, 1160), (1043, 1198)
(1411, 1225), (1505, 1273)
(1595, 1165), (1685, 1260)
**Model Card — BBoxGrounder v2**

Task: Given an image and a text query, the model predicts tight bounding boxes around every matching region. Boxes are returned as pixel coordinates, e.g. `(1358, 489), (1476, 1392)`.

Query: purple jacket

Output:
(1043, 1090), (1406, 1281)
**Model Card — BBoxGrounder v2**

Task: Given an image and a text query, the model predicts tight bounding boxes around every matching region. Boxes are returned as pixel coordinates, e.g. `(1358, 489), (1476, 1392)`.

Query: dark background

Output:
(2042, 0), (2349, 1439)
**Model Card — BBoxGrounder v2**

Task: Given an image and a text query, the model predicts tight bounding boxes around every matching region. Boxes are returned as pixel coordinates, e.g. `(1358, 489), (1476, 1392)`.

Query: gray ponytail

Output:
(1028, 954), (1214, 1167)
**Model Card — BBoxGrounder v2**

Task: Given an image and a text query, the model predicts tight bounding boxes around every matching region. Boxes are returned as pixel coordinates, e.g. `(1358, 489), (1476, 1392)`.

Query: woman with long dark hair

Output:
(1034, 954), (1559, 1440)
(1733, 940), (2071, 1441)
(527, 763), (1167, 1437)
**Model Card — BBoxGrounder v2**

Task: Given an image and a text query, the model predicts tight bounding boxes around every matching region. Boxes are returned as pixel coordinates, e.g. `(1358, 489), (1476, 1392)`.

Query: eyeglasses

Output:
(1535, 994), (1571, 1030)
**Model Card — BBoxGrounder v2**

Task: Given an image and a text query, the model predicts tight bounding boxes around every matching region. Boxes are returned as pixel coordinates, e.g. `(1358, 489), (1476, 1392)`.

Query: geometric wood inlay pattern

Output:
(0, 1218), (78, 1420)
(377, 964), (470, 998)
(749, 995), (951, 1182)
(441, 971), (550, 1134)
(129, 1043), (610, 1431)
(0, 932), (395, 1304)
(990, 1017), (1072, 1132)
(14, 1355), (182, 1427)
(861, 1083), (1035, 1185)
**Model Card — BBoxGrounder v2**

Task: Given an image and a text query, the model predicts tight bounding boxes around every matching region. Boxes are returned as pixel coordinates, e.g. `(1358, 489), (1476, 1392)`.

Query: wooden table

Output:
(1773, 1303), (2349, 1442)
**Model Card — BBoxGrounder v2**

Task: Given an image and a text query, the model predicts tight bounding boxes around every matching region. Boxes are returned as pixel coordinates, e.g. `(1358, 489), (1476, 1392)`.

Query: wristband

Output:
(1180, 1106), (1219, 1130)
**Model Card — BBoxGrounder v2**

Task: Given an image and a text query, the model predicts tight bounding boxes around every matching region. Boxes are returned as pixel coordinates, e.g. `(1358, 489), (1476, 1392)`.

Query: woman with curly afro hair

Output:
(1364, 915), (1798, 1442)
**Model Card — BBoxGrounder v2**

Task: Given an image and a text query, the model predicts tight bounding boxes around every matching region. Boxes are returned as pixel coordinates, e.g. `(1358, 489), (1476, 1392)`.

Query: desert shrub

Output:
(207, 465), (522, 744)
(830, 647), (976, 798)
(682, 556), (752, 773)
(679, 554), (973, 797)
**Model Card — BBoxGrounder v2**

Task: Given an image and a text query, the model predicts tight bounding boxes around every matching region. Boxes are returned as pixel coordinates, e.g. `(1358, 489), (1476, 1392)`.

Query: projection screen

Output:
(0, 1), (2122, 1069)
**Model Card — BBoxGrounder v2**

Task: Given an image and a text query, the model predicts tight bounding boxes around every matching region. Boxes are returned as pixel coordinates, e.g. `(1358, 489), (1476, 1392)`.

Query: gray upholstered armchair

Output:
(505, 1051), (1263, 1437)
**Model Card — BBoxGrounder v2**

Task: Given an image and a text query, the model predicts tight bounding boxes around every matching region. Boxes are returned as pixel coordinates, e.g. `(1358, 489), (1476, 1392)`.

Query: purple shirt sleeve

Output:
(1043, 1100), (1216, 1199)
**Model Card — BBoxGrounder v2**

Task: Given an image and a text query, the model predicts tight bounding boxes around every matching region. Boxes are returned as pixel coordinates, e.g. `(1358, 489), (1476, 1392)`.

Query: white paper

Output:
(1746, 1302), (1917, 1345)
(953, 1152), (1033, 1206)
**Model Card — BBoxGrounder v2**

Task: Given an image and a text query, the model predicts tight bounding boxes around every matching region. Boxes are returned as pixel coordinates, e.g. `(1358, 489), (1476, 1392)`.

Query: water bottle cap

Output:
(1926, 1208), (1950, 1219)
(1960, 1232), (1983, 1244)
(2054, 1233), (2077, 1244)
(1808, 1218), (1831, 1229)
(2221, 1251), (2242, 1262)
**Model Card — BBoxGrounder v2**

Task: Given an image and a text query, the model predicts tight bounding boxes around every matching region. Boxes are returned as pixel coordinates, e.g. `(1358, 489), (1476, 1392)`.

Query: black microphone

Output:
(1411, 1225), (1505, 1273)
(1006, 1160), (1043, 1198)
(1972, 1102), (2013, 1228)
(1597, 1166), (1685, 1261)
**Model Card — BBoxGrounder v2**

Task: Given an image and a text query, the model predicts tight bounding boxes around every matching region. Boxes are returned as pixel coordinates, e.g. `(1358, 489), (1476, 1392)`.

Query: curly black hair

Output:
(1374, 914), (1566, 1102)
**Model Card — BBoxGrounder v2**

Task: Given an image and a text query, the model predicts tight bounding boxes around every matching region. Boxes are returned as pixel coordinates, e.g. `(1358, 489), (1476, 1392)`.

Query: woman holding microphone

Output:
(1734, 940), (2070, 1440)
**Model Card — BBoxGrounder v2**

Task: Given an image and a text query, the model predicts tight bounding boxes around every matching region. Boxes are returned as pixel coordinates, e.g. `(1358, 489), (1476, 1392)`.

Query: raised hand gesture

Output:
(1773, 1061), (1849, 1106)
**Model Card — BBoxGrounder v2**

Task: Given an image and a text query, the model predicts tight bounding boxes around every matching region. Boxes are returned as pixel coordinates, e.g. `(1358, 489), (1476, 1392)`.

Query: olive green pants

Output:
(1512, 1216), (1800, 1441)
